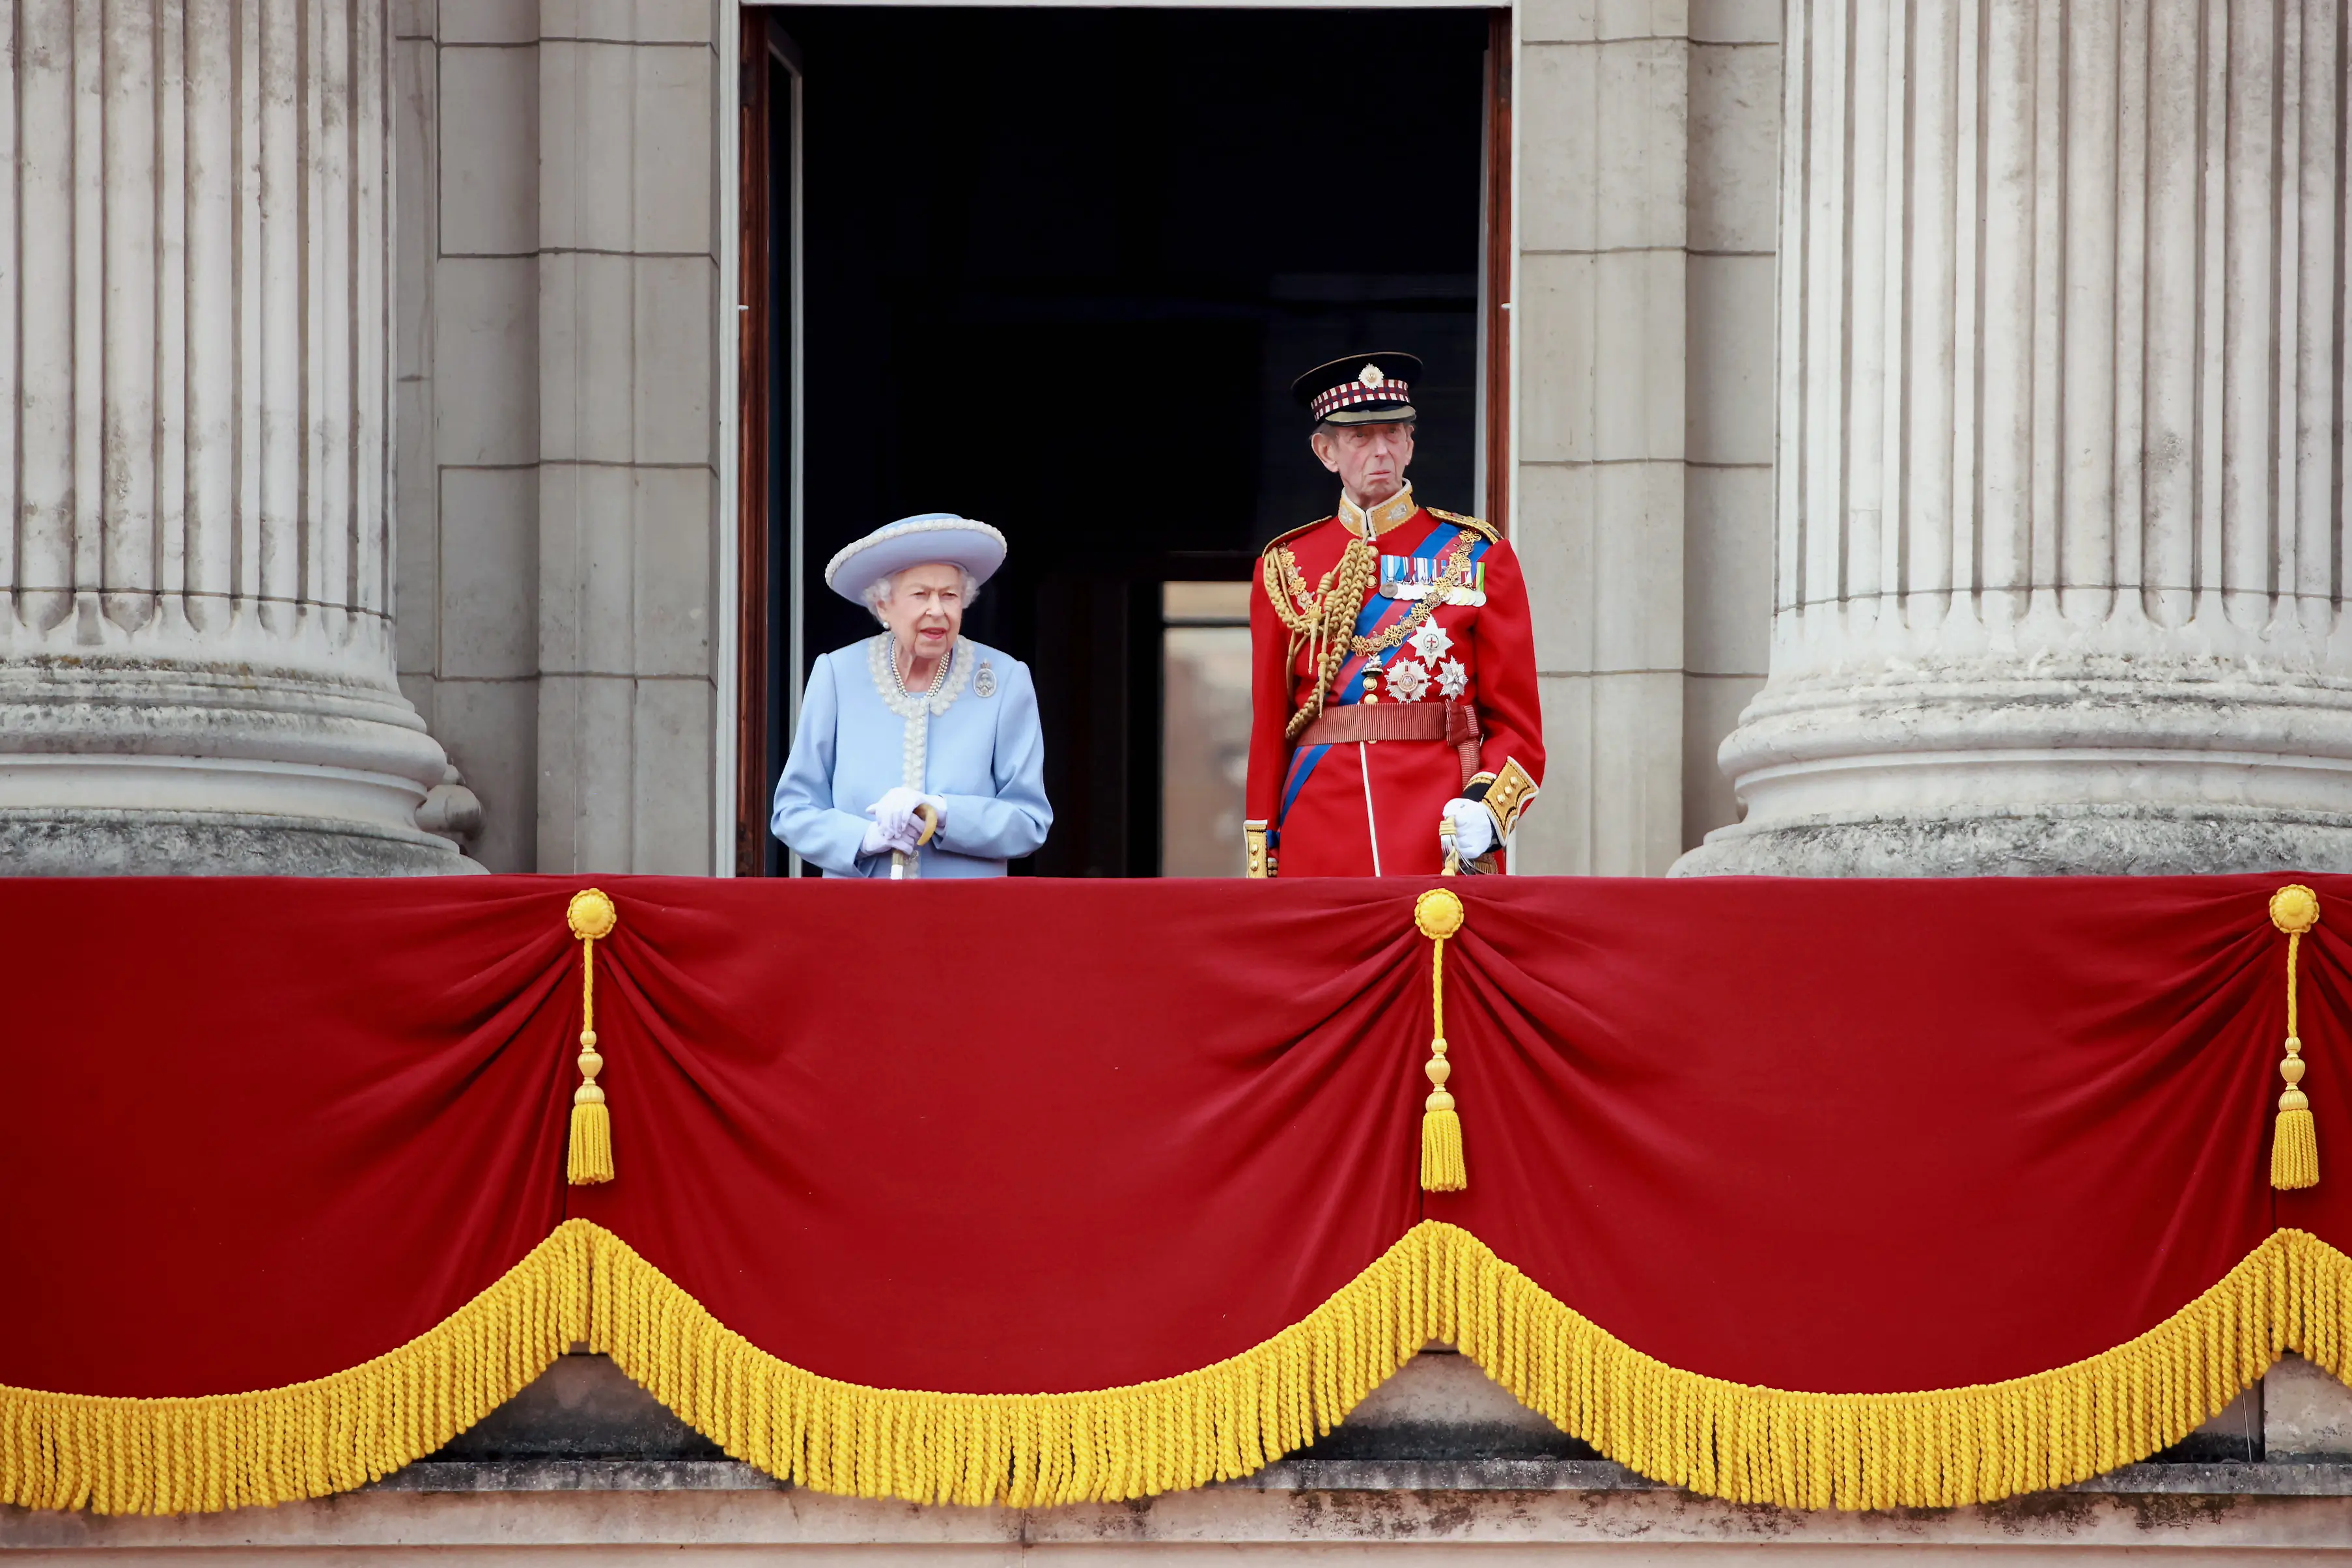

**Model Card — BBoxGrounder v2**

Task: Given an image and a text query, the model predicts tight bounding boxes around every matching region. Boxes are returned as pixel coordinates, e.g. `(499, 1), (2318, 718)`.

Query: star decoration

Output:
(1384, 657), (1431, 703)
(1410, 622), (1453, 664)
(1436, 658), (1469, 700)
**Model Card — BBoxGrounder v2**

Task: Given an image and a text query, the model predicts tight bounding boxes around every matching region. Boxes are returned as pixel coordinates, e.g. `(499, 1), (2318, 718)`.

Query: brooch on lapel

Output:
(975, 660), (998, 698)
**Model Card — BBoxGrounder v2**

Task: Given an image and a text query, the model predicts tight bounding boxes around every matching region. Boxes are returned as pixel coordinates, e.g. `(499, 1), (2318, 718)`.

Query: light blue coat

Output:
(771, 635), (1052, 878)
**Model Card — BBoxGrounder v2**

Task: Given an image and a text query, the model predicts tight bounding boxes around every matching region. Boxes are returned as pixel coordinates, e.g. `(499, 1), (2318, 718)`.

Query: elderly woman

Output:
(771, 514), (1052, 877)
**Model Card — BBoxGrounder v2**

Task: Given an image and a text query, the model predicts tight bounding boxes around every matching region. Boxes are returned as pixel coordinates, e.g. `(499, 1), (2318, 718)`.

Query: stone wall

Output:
(1509, 0), (1780, 876)
(17, 1465), (2352, 1561)
(393, 0), (721, 875)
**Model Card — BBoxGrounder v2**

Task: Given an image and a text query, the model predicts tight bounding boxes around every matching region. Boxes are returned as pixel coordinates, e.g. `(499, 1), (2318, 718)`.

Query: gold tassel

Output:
(1415, 888), (1467, 1191)
(567, 888), (618, 1186)
(2271, 884), (2322, 1190)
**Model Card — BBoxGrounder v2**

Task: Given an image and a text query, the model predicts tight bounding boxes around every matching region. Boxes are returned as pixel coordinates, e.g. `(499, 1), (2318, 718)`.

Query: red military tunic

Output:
(1244, 484), (1543, 876)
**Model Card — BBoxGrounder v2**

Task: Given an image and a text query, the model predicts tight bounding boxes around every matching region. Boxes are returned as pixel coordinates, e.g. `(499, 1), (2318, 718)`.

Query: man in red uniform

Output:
(1244, 354), (1543, 877)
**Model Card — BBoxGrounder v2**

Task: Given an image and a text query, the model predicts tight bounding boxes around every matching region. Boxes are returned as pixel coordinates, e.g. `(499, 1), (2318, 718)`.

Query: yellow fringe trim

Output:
(1449, 1224), (2352, 1511)
(12, 1220), (2352, 1515)
(585, 1220), (2352, 1513)
(0, 1221), (591, 1516)
(583, 1221), (1436, 1507)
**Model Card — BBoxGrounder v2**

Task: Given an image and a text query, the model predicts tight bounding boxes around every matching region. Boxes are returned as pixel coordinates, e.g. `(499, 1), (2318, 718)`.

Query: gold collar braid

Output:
(1339, 484), (1420, 539)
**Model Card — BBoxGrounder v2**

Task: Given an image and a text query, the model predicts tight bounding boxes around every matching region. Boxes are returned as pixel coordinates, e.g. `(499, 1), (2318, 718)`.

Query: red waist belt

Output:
(1296, 701), (1483, 788)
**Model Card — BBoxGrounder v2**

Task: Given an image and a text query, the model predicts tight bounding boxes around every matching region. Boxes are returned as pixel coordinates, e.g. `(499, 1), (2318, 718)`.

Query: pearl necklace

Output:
(889, 638), (954, 703)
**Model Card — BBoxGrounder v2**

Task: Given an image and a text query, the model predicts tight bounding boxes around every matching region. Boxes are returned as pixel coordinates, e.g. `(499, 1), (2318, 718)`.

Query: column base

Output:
(1682, 662), (2352, 877)
(0, 809), (481, 876)
(0, 650), (481, 876)
(1675, 804), (2352, 878)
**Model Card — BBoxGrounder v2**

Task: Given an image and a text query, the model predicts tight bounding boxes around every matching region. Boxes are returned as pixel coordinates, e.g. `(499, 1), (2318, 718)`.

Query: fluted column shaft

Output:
(0, 0), (463, 873)
(1683, 0), (2352, 875)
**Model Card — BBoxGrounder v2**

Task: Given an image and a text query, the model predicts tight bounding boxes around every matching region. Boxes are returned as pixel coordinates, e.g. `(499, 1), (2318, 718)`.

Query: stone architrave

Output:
(1681, 0), (2352, 876)
(0, 0), (471, 874)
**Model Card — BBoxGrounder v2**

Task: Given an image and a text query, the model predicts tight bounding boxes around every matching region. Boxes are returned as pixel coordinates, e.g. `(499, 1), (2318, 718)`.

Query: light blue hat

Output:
(822, 514), (1008, 604)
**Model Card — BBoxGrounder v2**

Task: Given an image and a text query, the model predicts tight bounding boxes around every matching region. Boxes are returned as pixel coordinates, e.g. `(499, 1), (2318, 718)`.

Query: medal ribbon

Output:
(1277, 523), (1485, 832)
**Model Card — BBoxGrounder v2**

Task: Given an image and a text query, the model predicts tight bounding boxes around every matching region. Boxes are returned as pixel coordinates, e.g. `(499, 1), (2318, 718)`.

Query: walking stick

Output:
(890, 802), (942, 880)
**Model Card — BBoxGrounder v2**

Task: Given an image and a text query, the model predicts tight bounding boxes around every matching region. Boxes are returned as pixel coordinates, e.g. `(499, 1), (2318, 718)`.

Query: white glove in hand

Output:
(867, 785), (923, 839)
(1442, 798), (1497, 862)
(859, 818), (917, 859)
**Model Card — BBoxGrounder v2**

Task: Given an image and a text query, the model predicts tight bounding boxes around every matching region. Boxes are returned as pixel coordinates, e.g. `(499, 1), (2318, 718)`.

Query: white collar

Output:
(868, 634), (973, 720)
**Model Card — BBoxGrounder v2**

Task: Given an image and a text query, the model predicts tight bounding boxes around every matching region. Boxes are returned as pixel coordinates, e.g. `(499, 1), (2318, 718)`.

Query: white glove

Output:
(866, 786), (923, 841)
(860, 817), (921, 860)
(1442, 798), (1497, 862)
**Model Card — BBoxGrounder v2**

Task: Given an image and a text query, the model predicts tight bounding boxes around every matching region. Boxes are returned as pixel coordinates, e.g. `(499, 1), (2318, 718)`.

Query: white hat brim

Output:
(824, 515), (1009, 604)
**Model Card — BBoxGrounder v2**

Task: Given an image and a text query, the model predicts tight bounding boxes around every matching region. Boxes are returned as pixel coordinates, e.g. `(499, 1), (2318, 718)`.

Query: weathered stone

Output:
(0, 0), (471, 877)
(1679, 1), (2352, 877)
(1291, 1348), (1593, 1462)
(18, 1455), (2349, 1558)
(2268, 1355), (2352, 1459)
(428, 1352), (719, 1462)
(371, 1453), (2352, 1499)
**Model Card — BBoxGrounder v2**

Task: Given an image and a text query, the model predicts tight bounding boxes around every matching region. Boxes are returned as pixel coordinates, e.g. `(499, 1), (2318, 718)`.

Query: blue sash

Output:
(1276, 523), (1490, 835)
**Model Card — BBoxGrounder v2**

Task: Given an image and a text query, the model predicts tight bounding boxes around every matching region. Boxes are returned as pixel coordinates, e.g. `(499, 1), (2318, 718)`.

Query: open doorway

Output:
(739, 5), (1506, 875)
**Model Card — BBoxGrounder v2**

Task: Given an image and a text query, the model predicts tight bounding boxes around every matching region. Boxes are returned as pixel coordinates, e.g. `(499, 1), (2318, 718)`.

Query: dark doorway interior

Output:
(753, 5), (1490, 875)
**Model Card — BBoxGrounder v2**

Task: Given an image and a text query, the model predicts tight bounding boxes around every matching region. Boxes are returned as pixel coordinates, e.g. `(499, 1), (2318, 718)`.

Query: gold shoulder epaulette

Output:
(1429, 508), (1500, 544)
(1261, 516), (1332, 556)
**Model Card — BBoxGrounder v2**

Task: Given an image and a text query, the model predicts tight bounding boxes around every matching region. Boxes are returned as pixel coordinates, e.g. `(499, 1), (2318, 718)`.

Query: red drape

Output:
(1430, 876), (2304, 1390)
(3, 879), (576, 1397)
(5, 872), (2345, 1404)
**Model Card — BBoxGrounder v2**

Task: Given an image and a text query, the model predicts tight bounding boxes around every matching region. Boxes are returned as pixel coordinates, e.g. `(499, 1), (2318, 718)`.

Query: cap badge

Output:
(1359, 363), (1386, 388)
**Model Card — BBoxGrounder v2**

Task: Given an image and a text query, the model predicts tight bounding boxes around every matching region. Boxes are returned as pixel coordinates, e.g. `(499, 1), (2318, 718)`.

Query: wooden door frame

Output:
(1481, 5), (1513, 534)
(734, 8), (771, 877)
(735, 14), (802, 876)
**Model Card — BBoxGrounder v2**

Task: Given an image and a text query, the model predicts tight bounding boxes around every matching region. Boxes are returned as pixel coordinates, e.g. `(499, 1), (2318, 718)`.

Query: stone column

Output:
(1681, 0), (2352, 875)
(0, 0), (469, 874)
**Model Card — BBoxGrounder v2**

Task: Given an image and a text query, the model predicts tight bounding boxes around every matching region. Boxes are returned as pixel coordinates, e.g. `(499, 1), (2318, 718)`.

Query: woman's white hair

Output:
(861, 565), (982, 624)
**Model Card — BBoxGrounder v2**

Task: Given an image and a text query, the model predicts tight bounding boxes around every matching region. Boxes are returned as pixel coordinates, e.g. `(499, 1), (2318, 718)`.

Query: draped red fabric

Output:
(568, 877), (1427, 1392)
(1427, 876), (2300, 1391)
(4, 872), (2347, 1405)
(0, 879), (578, 1397)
